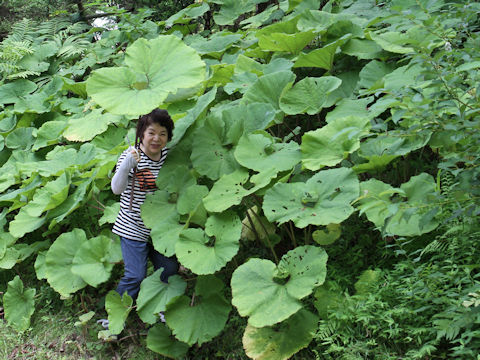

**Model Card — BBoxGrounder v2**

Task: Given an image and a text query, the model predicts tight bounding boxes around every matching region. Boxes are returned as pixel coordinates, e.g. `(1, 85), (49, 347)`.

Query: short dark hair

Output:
(136, 109), (174, 142)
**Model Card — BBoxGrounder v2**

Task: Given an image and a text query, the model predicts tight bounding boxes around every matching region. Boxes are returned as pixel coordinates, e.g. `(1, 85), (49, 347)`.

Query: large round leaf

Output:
(166, 276), (231, 346)
(0, 79), (37, 105)
(263, 168), (359, 228)
(3, 276), (36, 332)
(234, 132), (301, 173)
(243, 309), (318, 360)
(231, 245), (327, 327)
(87, 35), (206, 116)
(71, 235), (116, 287)
(176, 211), (241, 274)
(191, 114), (241, 180)
(147, 323), (190, 359)
(45, 229), (88, 297)
(136, 270), (187, 324)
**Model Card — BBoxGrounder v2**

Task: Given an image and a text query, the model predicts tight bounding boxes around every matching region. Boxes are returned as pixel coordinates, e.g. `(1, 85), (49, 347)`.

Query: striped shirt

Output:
(112, 147), (168, 242)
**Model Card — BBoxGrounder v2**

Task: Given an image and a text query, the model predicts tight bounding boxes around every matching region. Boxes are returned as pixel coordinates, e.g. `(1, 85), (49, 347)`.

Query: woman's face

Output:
(140, 123), (168, 160)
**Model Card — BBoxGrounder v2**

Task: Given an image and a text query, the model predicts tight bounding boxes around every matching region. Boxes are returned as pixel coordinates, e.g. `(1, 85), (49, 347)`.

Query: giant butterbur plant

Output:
(0, 0), (479, 358)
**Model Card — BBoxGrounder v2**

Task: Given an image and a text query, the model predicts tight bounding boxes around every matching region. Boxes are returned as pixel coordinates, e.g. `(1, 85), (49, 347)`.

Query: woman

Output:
(111, 108), (178, 300)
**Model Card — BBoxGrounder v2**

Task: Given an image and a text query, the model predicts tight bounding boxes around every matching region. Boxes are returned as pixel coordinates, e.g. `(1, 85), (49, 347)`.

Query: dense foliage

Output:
(0, 0), (479, 359)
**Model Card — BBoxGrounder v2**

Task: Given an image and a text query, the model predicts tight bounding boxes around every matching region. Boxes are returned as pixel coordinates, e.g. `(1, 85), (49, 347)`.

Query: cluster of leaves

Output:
(0, 0), (479, 359)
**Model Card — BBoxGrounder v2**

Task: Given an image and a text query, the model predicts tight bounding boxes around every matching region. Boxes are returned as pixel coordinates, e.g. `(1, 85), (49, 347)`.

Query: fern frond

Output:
(57, 35), (91, 59)
(316, 320), (339, 342)
(7, 70), (41, 79)
(0, 41), (34, 61)
(37, 18), (71, 41)
(6, 18), (37, 43)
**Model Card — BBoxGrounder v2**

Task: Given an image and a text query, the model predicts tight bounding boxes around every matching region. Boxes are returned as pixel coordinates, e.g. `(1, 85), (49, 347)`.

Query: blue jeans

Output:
(116, 237), (179, 299)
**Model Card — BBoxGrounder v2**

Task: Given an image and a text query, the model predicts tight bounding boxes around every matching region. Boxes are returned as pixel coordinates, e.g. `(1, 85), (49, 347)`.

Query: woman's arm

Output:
(111, 148), (139, 194)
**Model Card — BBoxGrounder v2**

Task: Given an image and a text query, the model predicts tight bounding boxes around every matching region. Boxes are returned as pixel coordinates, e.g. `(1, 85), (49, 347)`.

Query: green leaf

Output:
(231, 245), (327, 327)
(242, 71), (296, 111)
(5, 127), (35, 150)
(263, 168), (359, 228)
(356, 173), (440, 236)
(212, 0), (256, 25)
(147, 323), (190, 359)
(9, 209), (47, 239)
(293, 41), (339, 70)
(257, 30), (317, 54)
(3, 276), (36, 332)
(45, 229), (88, 297)
(325, 97), (373, 123)
(222, 103), (277, 144)
(0, 79), (37, 105)
(243, 309), (318, 360)
(23, 172), (71, 217)
(202, 168), (250, 213)
(32, 120), (68, 151)
(142, 191), (181, 256)
(370, 31), (414, 54)
(279, 76), (342, 115)
(136, 271), (187, 324)
(186, 32), (242, 57)
(342, 38), (384, 60)
(87, 35), (206, 116)
(354, 269), (381, 295)
(71, 235), (116, 287)
(63, 109), (122, 142)
(170, 87), (217, 147)
(99, 202), (120, 226)
(166, 276), (231, 345)
(312, 223), (341, 246)
(176, 211), (241, 274)
(234, 132), (301, 173)
(191, 114), (240, 180)
(105, 290), (133, 335)
(301, 116), (371, 170)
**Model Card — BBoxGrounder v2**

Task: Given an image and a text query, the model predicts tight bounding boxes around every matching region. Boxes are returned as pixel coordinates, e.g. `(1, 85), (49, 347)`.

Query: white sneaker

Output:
(97, 319), (109, 329)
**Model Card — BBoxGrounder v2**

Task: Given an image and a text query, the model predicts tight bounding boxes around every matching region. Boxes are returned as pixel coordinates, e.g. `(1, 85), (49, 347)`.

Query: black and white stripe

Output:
(112, 147), (168, 242)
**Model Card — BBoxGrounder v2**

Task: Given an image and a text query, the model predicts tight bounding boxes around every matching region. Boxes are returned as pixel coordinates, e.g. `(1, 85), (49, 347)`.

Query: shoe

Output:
(97, 319), (109, 329)
(159, 312), (166, 323)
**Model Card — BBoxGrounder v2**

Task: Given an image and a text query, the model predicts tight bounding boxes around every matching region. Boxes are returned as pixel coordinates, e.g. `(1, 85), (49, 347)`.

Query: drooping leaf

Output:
(243, 309), (318, 360)
(231, 245), (327, 327)
(166, 276), (231, 346)
(301, 116), (371, 170)
(176, 211), (241, 274)
(147, 323), (190, 359)
(356, 173), (440, 236)
(3, 276), (36, 332)
(142, 190), (181, 256)
(312, 224), (341, 246)
(263, 168), (359, 228)
(105, 290), (133, 335)
(279, 76), (342, 115)
(63, 109), (123, 142)
(242, 71), (296, 111)
(5, 127), (35, 150)
(137, 271), (187, 324)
